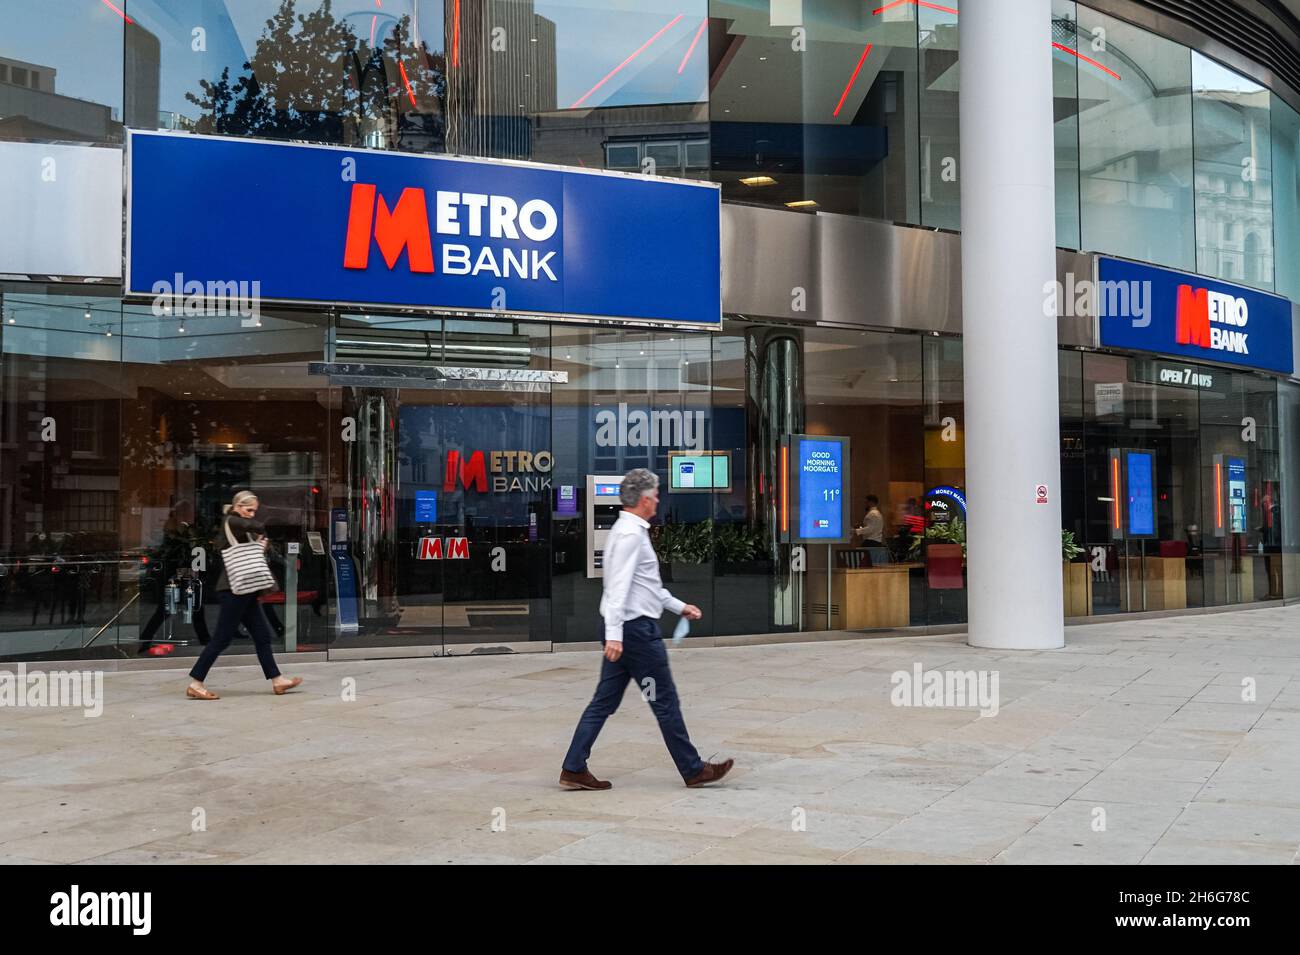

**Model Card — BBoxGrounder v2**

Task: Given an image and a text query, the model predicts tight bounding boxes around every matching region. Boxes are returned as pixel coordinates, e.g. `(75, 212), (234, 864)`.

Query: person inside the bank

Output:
(855, 494), (885, 546)
(559, 468), (733, 790)
(185, 490), (302, 701)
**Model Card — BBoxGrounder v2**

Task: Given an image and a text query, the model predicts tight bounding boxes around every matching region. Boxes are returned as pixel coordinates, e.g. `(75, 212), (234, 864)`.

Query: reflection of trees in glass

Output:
(185, 0), (446, 151)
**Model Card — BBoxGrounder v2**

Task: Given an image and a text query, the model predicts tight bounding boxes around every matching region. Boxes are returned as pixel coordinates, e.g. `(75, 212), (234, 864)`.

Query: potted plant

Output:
(650, 519), (713, 585)
(713, 522), (771, 576)
(1061, 529), (1092, 617)
(908, 519), (967, 562)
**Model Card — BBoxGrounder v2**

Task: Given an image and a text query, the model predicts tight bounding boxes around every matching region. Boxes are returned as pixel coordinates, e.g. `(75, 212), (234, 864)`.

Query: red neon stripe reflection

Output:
(833, 43), (873, 118)
(399, 60), (418, 108)
(678, 19), (708, 75)
(1215, 461), (1223, 529)
(452, 0), (461, 67)
(99, 0), (134, 23)
(1112, 456), (1121, 529)
(781, 445), (789, 534)
(1051, 41), (1121, 80)
(873, 0), (959, 16)
(569, 14), (684, 109)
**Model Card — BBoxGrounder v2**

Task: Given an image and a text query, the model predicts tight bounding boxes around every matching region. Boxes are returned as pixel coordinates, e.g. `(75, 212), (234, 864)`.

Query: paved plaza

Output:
(3, 605), (1300, 865)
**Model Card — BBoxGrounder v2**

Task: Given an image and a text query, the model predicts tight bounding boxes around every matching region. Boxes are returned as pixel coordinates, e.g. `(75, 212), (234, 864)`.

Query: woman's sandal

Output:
(272, 676), (303, 695)
(186, 684), (220, 700)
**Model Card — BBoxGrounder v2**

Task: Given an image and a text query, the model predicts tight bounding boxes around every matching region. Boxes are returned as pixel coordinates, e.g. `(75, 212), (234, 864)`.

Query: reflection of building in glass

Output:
(709, 2), (917, 218)
(0, 56), (118, 141)
(445, 0), (558, 159)
(1194, 86), (1273, 288)
(124, 21), (161, 132)
(532, 103), (707, 176)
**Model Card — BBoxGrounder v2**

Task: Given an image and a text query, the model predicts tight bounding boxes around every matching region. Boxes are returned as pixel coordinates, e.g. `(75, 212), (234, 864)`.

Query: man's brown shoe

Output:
(685, 758), (734, 788)
(559, 768), (612, 791)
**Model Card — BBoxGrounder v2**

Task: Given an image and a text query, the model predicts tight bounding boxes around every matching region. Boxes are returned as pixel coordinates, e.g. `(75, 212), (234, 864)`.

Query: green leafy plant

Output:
(651, 520), (715, 565)
(1062, 529), (1083, 561)
(909, 519), (967, 560)
(714, 522), (765, 563)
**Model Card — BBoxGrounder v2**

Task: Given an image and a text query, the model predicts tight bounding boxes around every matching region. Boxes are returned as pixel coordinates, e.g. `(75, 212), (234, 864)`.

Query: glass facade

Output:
(2, 1), (1300, 663)
(1192, 52), (1272, 289)
(2, 1), (1297, 278)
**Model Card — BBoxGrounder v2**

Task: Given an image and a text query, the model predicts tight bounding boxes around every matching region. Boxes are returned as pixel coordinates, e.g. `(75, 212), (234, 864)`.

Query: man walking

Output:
(560, 468), (734, 790)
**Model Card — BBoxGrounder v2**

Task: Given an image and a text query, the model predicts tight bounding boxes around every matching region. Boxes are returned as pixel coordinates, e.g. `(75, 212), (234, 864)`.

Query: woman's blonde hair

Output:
(222, 490), (259, 515)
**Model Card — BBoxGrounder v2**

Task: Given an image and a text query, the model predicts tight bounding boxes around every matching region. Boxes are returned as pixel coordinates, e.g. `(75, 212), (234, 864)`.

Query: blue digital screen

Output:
(595, 483), (621, 497)
(415, 490), (437, 523)
(555, 485), (577, 517)
(1126, 451), (1155, 536)
(1227, 456), (1246, 534)
(797, 438), (845, 539)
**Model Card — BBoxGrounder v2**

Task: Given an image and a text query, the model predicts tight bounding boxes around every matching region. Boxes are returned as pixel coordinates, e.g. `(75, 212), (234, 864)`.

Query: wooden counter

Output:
(1118, 556), (1186, 611)
(807, 564), (914, 630)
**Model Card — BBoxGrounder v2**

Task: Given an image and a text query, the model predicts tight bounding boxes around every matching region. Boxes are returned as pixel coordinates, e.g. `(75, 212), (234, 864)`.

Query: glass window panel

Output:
(1052, 0), (1081, 248)
(517, 0), (709, 168)
(550, 327), (713, 641)
(606, 142), (640, 168)
(921, 335), (964, 625)
(1193, 52), (1273, 289)
(0, 285), (124, 660)
(0, 1), (125, 143)
(710, 0), (920, 220)
(918, 0), (960, 230)
(129, 0), (446, 149)
(115, 305), (332, 661)
(1279, 381), (1300, 598)
(644, 140), (682, 175)
(1077, 9), (1195, 272)
(1271, 93), (1300, 303)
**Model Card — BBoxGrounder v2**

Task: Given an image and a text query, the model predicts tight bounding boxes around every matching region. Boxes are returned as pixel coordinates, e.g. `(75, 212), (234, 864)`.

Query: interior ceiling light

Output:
(739, 175), (777, 186)
(786, 199), (818, 208)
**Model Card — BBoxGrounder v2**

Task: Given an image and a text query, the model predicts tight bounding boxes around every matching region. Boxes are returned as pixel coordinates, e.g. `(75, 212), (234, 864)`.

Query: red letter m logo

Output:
(444, 450), (488, 493)
(1175, 284), (1210, 347)
(342, 183), (434, 273)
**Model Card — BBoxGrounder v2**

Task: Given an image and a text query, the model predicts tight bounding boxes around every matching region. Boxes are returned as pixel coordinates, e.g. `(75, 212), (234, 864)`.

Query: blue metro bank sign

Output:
(126, 131), (721, 325)
(1097, 257), (1293, 374)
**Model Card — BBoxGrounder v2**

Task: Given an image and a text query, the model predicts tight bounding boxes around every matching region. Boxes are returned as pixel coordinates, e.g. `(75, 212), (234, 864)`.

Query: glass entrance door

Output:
(325, 315), (553, 656)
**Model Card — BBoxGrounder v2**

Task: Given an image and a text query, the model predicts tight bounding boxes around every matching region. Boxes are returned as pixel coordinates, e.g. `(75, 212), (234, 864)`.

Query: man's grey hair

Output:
(620, 468), (659, 508)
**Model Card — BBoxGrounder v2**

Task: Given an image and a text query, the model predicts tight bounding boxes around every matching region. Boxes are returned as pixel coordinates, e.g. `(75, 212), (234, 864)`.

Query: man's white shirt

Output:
(600, 511), (684, 644)
(857, 507), (884, 542)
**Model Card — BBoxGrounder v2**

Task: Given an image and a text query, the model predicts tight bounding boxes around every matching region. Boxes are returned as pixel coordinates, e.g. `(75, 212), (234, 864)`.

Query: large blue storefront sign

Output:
(126, 131), (721, 325)
(1097, 257), (1293, 375)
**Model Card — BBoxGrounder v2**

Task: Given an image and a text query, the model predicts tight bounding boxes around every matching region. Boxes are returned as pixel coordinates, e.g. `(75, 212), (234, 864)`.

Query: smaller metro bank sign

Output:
(126, 131), (721, 325)
(1097, 256), (1293, 375)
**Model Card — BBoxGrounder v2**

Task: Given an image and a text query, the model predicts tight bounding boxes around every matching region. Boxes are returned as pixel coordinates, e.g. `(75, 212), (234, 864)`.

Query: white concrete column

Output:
(959, 0), (1064, 649)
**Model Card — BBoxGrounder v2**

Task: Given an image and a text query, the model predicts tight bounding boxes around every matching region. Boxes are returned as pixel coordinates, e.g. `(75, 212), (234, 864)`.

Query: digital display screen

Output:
(1126, 451), (1155, 537)
(1228, 457), (1246, 534)
(668, 452), (731, 491)
(798, 438), (845, 540)
(594, 483), (621, 497)
(415, 490), (437, 523)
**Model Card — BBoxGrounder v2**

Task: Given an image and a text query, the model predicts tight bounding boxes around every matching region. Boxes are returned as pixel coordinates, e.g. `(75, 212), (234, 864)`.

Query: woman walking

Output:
(185, 491), (302, 700)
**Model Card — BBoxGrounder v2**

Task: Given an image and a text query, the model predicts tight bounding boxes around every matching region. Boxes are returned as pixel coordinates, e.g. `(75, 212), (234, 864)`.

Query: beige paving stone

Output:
(5, 604), (1300, 864)
(835, 846), (984, 864)
(679, 845), (828, 865)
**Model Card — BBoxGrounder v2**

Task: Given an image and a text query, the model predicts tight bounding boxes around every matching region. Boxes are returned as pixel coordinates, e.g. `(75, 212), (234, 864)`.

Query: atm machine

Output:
(586, 475), (626, 578)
